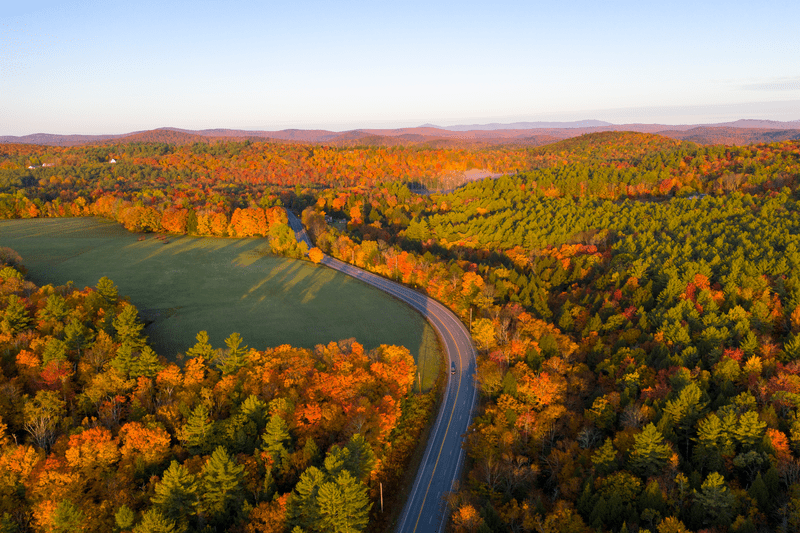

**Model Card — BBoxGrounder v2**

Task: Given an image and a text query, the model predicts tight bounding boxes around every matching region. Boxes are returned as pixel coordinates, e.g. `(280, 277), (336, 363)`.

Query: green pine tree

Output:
(200, 446), (245, 523)
(111, 343), (135, 378)
(239, 394), (268, 430)
(41, 337), (67, 366)
(343, 434), (375, 483)
(115, 505), (136, 532)
(694, 472), (736, 527)
(629, 423), (672, 477)
(740, 331), (758, 356)
(152, 461), (199, 527)
(52, 500), (84, 533)
(747, 472), (769, 514)
(218, 413), (259, 455)
(2, 294), (30, 334)
(37, 293), (69, 324)
(323, 445), (350, 478)
(186, 331), (214, 360)
(131, 346), (163, 378)
(262, 414), (291, 463)
(96, 276), (119, 306)
(133, 509), (177, 533)
(317, 470), (372, 533)
(287, 466), (325, 532)
(591, 438), (618, 475)
(179, 404), (215, 455)
(663, 382), (707, 457)
(734, 411), (766, 451)
(216, 332), (248, 375)
(64, 316), (93, 356)
(694, 412), (736, 473)
(113, 304), (146, 349)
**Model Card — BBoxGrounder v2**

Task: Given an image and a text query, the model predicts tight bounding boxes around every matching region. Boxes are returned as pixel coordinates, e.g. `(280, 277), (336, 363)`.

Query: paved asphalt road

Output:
(286, 210), (478, 532)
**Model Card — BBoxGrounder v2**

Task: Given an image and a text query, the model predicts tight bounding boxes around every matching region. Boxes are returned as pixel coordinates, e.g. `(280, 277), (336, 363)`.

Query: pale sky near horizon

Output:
(2, 0), (799, 136)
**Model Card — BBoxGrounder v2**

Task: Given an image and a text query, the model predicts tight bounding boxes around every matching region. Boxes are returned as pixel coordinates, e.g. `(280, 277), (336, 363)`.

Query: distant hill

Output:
(0, 132), (127, 146)
(106, 129), (217, 145)
(425, 120), (613, 130)
(713, 119), (800, 129)
(430, 118), (800, 132)
(657, 126), (800, 145)
(2, 119), (799, 147)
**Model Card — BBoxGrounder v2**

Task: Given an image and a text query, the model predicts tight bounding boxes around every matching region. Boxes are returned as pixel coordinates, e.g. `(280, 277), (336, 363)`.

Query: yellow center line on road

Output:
(308, 240), (473, 533)
(410, 317), (463, 532)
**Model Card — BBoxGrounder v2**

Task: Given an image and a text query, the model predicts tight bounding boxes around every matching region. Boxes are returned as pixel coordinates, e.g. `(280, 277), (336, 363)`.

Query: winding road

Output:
(286, 211), (477, 533)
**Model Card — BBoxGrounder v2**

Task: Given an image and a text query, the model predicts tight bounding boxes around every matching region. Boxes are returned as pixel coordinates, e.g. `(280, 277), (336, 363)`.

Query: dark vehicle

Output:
(451, 362), (456, 375)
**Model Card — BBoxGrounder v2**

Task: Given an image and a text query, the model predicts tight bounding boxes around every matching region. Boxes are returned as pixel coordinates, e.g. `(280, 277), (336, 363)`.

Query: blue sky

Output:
(2, 0), (799, 135)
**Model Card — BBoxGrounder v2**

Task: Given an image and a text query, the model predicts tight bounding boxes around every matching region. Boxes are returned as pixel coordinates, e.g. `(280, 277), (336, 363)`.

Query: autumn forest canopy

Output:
(2, 130), (800, 532)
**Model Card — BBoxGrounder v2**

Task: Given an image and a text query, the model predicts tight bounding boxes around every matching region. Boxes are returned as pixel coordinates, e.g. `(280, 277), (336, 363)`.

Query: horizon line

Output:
(4, 117), (800, 139)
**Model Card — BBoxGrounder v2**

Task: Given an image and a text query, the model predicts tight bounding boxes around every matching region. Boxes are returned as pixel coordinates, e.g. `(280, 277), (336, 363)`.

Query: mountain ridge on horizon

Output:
(425, 118), (800, 131)
(420, 120), (614, 130)
(2, 119), (800, 147)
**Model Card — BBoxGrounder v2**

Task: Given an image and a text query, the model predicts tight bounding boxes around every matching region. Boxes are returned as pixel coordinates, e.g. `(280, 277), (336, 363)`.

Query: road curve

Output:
(286, 210), (477, 533)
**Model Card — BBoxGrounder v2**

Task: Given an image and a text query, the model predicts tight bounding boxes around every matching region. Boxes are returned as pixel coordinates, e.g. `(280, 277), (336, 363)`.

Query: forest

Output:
(0, 256), (433, 532)
(1, 131), (800, 532)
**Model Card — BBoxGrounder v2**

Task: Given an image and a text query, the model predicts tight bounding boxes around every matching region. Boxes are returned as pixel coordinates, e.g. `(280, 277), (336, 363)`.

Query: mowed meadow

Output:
(0, 217), (440, 388)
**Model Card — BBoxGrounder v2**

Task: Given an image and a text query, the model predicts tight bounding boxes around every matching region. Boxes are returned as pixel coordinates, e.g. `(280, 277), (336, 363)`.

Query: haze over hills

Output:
(420, 120), (614, 130)
(2, 119), (800, 148)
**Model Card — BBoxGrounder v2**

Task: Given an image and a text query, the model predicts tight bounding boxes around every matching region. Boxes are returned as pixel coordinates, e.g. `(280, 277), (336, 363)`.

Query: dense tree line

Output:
(0, 257), (433, 532)
(0, 140), (529, 195)
(2, 132), (800, 531)
(300, 137), (800, 532)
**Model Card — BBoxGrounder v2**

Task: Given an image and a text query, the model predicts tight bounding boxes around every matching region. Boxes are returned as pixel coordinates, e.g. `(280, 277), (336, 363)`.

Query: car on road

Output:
(451, 361), (456, 374)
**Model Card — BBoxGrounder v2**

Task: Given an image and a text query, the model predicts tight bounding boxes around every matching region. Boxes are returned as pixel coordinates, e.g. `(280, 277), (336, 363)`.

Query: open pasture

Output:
(0, 218), (440, 388)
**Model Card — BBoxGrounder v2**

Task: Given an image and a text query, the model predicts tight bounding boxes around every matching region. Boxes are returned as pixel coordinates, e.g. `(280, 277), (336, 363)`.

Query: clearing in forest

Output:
(0, 217), (440, 389)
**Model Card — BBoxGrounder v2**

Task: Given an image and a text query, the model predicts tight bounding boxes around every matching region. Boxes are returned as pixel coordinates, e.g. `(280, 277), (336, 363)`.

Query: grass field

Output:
(0, 218), (440, 389)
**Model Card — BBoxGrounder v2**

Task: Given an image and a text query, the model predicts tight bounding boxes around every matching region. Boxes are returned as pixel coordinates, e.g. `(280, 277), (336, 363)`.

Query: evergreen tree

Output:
(747, 472), (769, 513)
(639, 480), (667, 528)
(63, 316), (92, 356)
(132, 346), (163, 378)
(179, 404), (215, 455)
(37, 293), (69, 324)
(186, 330), (214, 360)
(96, 276), (119, 306)
(115, 505), (136, 532)
(343, 434), (376, 483)
(694, 472), (735, 527)
(216, 332), (248, 375)
(262, 414), (290, 464)
(734, 411), (766, 451)
(52, 500), (84, 533)
(694, 412), (735, 473)
(629, 423), (672, 477)
(152, 461), (199, 527)
(111, 343), (135, 378)
(133, 509), (177, 533)
(2, 294), (30, 334)
(663, 382), (707, 457)
(287, 466), (325, 532)
(41, 337), (67, 365)
(323, 445), (350, 478)
(218, 413), (259, 455)
(317, 470), (372, 533)
(113, 304), (146, 349)
(200, 446), (245, 524)
(740, 331), (758, 356)
(239, 394), (268, 430)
